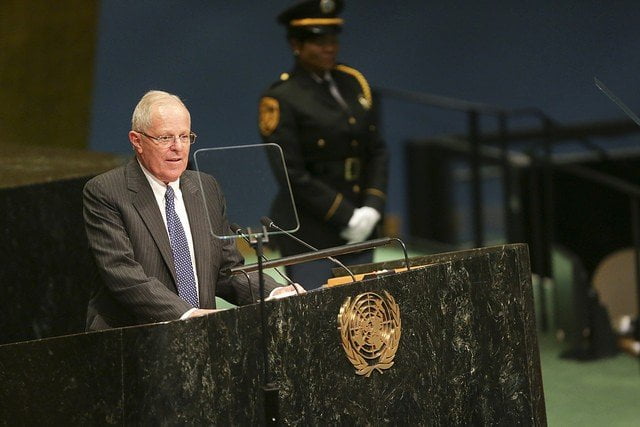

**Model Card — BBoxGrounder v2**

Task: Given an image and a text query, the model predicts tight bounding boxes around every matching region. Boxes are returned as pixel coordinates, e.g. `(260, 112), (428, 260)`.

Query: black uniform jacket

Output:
(259, 63), (388, 254)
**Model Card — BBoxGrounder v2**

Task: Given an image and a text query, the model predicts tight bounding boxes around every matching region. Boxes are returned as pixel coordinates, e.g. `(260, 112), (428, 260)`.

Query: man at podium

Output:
(83, 90), (301, 330)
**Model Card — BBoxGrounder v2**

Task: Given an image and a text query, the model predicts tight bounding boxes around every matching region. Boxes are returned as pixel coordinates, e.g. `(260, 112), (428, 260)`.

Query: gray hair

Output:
(131, 90), (187, 131)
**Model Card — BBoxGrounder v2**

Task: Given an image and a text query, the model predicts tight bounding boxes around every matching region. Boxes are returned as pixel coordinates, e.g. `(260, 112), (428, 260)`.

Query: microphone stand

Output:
(231, 223), (298, 291)
(230, 237), (411, 276)
(246, 225), (279, 425)
(261, 216), (358, 282)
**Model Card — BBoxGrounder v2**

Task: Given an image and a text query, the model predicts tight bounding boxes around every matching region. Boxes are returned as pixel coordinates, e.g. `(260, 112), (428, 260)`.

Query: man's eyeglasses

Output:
(137, 131), (197, 147)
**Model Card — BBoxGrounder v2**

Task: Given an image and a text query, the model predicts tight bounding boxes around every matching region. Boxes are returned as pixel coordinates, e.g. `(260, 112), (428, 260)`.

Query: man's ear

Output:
(129, 131), (143, 153)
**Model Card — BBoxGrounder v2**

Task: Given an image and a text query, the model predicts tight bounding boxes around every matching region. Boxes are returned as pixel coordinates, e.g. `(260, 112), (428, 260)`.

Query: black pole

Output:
(541, 118), (555, 281)
(536, 119), (556, 333)
(498, 112), (514, 243)
(630, 198), (640, 371)
(250, 230), (279, 425)
(527, 150), (547, 332)
(256, 237), (269, 382)
(468, 110), (483, 248)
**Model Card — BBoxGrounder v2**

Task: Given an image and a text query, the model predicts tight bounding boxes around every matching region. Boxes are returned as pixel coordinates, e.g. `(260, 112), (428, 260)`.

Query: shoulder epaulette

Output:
(268, 72), (291, 89)
(335, 64), (372, 106)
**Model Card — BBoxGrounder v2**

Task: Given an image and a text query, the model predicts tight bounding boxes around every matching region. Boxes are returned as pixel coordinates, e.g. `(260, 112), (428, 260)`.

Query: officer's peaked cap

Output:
(278, 0), (344, 39)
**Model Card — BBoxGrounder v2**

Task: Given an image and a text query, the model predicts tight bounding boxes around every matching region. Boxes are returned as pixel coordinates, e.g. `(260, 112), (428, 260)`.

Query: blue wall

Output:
(90, 1), (640, 235)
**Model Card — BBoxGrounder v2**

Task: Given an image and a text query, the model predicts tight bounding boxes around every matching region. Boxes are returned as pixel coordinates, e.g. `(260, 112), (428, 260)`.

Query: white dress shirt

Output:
(138, 161), (199, 318)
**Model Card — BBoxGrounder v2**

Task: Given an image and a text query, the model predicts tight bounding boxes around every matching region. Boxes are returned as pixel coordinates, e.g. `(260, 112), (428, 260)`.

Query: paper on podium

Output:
(324, 265), (428, 287)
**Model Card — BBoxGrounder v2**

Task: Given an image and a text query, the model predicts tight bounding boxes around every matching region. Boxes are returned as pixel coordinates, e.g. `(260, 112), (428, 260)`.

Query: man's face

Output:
(129, 102), (191, 184)
(294, 34), (339, 74)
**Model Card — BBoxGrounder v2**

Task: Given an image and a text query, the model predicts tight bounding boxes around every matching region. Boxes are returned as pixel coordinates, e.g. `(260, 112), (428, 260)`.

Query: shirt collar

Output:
(137, 159), (181, 194)
(310, 70), (332, 84)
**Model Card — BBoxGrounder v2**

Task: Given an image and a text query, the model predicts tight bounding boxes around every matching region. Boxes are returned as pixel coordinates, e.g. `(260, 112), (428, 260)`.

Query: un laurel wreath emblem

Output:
(338, 291), (401, 377)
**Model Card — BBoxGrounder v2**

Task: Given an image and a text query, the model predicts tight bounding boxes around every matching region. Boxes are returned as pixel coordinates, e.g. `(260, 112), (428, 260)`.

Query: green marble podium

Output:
(0, 243), (545, 425)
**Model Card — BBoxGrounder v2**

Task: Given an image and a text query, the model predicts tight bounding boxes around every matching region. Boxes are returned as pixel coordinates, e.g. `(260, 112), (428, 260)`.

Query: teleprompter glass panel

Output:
(193, 143), (299, 240)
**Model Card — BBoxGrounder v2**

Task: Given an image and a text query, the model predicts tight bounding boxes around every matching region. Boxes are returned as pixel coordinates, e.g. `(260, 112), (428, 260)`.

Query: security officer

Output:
(258, 0), (388, 289)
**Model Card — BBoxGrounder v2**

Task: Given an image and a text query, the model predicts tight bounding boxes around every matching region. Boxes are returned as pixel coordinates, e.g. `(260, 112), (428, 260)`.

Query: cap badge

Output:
(320, 0), (336, 14)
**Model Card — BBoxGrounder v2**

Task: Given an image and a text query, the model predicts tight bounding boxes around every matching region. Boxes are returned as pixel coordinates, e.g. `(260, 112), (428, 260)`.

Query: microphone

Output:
(260, 217), (357, 283)
(230, 223), (300, 295)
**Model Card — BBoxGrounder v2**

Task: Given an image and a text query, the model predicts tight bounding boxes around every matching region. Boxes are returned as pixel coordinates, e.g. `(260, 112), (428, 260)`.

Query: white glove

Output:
(339, 206), (381, 244)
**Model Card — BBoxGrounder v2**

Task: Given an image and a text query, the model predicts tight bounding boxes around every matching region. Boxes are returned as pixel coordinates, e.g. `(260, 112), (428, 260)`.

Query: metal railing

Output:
(377, 85), (640, 334)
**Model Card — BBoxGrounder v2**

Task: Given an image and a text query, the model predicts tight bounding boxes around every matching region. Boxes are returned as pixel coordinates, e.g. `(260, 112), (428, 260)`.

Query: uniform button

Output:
(317, 138), (326, 147)
(351, 140), (358, 147)
(280, 72), (290, 81)
(353, 185), (360, 193)
(348, 117), (356, 125)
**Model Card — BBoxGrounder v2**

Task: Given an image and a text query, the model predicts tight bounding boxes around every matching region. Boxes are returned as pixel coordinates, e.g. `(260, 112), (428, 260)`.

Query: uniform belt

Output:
(309, 157), (361, 181)
(344, 157), (361, 181)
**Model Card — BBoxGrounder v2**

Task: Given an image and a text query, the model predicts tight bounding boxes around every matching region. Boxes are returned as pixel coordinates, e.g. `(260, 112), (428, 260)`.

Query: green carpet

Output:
(539, 333), (639, 426)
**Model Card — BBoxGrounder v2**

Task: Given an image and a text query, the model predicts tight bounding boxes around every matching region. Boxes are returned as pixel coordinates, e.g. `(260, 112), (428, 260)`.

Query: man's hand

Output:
(187, 308), (221, 318)
(266, 283), (306, 300)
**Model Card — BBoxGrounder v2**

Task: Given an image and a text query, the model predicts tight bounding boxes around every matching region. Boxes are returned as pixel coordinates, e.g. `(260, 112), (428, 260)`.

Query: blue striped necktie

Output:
(165, 185), (199, 308)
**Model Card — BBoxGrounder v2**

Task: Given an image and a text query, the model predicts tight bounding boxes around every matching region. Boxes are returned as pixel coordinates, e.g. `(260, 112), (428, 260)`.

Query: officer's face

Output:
(294, 34), (339, 74)
(129, 102), (191, 184)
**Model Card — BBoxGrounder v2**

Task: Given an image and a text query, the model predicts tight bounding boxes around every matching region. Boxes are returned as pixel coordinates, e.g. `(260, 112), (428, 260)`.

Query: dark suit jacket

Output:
(83, 158), (278, 330)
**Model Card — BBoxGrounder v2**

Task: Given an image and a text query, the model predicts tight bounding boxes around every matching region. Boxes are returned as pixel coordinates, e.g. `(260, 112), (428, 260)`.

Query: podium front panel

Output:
(0, 244), (545, 425)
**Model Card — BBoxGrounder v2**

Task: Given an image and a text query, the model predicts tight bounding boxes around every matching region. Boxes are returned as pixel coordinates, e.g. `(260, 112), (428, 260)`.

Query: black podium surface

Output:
(0, 243), (545, 425)
(0, 147), (124, 345)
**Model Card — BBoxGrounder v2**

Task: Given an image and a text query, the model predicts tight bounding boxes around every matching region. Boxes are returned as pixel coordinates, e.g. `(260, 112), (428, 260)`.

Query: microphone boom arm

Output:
(229, 237), (409, 276)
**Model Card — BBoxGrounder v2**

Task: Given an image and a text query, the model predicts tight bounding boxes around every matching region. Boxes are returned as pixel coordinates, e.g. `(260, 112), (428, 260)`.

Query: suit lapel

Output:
(127, 160), (177, 286)
(181, 172), (214, 308)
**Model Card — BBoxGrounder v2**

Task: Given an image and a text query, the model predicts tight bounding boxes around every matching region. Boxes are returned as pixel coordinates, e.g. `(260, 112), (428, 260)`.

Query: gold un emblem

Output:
(338, 291), (401, 377)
